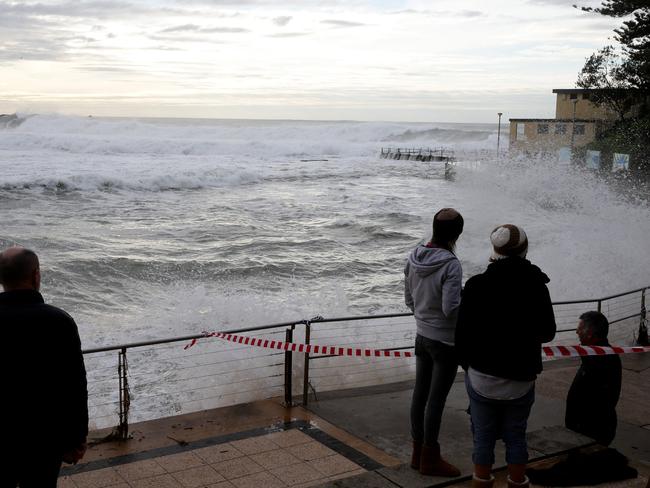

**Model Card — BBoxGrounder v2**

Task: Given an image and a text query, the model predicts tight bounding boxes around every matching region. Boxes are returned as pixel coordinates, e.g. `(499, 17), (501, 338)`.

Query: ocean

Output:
(1, 114), (649, 349)
(2, 114), (650, 425)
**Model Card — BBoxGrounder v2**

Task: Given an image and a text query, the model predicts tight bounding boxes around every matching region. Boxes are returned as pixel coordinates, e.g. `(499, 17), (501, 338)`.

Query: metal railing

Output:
(380, 147), (455, 161)
(83, 285), (648, 440)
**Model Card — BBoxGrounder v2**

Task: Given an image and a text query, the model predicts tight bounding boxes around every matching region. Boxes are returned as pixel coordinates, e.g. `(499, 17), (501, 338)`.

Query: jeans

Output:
(465, 374), (534, 466)
(410, 334), (458, 446)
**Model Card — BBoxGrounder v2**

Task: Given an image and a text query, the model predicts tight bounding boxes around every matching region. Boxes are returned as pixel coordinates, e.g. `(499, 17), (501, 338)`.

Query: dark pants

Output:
(2, 451), (62, 488)
(410, 334), (458, 446)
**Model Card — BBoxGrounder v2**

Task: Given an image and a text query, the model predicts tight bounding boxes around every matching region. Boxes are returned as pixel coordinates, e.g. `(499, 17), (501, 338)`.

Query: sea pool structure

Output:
(59, 286), (650, 487)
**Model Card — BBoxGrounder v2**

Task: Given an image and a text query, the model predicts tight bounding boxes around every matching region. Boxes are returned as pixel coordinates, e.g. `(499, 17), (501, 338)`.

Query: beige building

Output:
(509, 89), (616, 155)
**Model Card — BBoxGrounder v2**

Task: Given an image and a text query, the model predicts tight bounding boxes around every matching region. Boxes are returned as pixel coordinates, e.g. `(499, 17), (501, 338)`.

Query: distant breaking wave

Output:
(0, 113), (29, 129)
(385, 127), (493, 143)
(0, 114), (499, 158)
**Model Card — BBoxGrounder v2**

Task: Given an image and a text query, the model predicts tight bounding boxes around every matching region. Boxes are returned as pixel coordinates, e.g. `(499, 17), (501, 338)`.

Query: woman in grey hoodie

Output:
(405, 207), (464, 477)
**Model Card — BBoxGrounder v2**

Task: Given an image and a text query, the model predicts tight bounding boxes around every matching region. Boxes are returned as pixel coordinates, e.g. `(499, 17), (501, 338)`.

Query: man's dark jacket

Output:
(0, 290), (88, 452)
(456, 257), (557, 382)
(565, 347), (621, 445)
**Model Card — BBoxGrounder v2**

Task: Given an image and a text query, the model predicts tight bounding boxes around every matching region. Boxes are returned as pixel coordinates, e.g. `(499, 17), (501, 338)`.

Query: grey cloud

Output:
(0, 1), (146, 20)
(273, 16), (292, 26)
(75, 64), (139, 73)
(267, 32), (309, 38)
(321, 19), (366, 28)
(388, 8), (485, 18)
(459, 10), (485, 18)
(0, 37), (68, 62)
(55, 35), (99, 43)
(148, 34), (226, 44)
(160, 23), (202, 33)
(202, 26), (248, 33)
(527, 0), (581, 4)
(159, 24), (249, 34)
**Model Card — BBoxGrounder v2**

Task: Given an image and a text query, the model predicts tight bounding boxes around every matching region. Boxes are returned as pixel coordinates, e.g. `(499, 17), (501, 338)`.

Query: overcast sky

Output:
(0, 0), (618, 123)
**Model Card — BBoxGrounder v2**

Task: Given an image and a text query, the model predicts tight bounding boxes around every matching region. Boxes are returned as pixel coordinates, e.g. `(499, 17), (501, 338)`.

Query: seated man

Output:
(565, 311), (622, 445)
(528, 312), (634, 486)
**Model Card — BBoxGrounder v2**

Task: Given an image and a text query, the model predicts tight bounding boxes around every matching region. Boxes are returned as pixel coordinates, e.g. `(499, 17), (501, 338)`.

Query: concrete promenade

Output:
(58, 354), (649, 488)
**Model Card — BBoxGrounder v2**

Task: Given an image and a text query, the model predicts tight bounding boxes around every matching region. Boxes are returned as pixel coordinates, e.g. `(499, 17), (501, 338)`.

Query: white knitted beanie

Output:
(490, 224), (528, 261)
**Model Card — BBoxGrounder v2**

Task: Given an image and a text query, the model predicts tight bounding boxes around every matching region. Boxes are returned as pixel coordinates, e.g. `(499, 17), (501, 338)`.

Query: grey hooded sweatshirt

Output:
(404, 245), (463, 344)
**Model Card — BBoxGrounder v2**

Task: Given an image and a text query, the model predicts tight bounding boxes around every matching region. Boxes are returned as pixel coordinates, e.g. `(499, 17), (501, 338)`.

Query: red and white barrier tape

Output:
(542, 344), (649, 358)
(184, 332), (413, 357)
(185, 332), (650, 358)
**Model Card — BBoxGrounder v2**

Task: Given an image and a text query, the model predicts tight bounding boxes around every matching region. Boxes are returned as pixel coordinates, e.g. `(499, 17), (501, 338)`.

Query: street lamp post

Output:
(497, 112), (503, 155)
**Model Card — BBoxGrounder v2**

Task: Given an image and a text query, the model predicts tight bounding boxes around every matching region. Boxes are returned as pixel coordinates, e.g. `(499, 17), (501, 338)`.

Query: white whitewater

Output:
(1, 114), (648, 425)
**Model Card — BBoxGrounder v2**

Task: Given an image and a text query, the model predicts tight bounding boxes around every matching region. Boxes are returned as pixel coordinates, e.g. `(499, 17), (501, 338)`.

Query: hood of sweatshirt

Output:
(408, 245), (457, 277)
(485, 256), (550, 284)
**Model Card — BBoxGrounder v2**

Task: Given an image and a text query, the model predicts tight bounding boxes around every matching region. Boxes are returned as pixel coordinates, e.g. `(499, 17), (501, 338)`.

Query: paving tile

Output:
(328, 468), (366, 481)
(130, 473), (183, 488)
(58, 476), (78, 488)
(195, 443), (245, 464)
(70, 467), (126, 488)
(292, 479), (330, 488)
(115, 458), (166, 481)
(250, 448), (302, 469)
(314, 471), (396, 487)
(158, 451), (206, 473)
(230, 470), (285, 488)
(231, 435), (279, 455)
(266, 429), (313, 448)
(307, 455), (362, 477)
(287, 441), (337, 461)
(205, 482), (236, 488)
(172, 465), (226, 488)
(270, 461), (324, 486)
(212, 457), (265, 480)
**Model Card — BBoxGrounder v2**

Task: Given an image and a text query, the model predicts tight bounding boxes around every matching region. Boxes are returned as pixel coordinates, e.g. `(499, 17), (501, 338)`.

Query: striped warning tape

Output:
(184, 332), (413, 357)
(542, 344), (649, 358)
(185, 332), (650, 358)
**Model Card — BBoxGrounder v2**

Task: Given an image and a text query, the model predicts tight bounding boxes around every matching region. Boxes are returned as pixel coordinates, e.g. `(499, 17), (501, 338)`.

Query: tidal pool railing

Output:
(82, 285), (648, 440)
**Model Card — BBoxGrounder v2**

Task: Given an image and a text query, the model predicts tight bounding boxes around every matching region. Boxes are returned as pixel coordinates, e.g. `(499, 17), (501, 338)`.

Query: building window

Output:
(573, 124), (585, 135)
(582, 93), (590, 100)
(555, 124), (566, 134)
(516, 123), (526, 141)
(537, 123), (549, 134)
(570, 93), (578, 100)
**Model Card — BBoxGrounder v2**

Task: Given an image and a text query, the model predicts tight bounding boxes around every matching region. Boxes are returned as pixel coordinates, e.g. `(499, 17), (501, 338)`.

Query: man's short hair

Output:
(580, 310), (609, 340)
(0, 248), (39, 287)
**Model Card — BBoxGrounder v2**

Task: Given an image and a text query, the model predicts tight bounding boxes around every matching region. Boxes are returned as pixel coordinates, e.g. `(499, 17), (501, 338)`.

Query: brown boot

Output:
(471, 474), (495, 488)
(507, 475), (530, 487)
(410, 440), (422, 469)
(419, 443), (461, 477)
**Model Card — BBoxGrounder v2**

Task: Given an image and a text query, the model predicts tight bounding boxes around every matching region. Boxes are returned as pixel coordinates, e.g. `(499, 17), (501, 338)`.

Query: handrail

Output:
(82, 286), (648, 355)
(82, 283), (648, 436)
(83, 320), (309, 354)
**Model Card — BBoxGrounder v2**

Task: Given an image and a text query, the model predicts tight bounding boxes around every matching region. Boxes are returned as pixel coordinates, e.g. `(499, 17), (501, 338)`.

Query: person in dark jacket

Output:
(405, 208), (464, 477)
(456, 224), (556, 488)
(565, 311), (622, 445)
(0, 247), (88, 487)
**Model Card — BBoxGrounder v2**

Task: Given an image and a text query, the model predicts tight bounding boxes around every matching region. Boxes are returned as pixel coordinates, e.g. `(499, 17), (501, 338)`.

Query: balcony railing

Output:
(83, 286), (648, 440)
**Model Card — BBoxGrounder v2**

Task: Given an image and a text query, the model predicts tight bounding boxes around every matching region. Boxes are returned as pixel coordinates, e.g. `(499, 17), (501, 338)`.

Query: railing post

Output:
(284, 326), (294, 406)
(117, 347), (130, 441)
(638, 289), (648, 346)
(303, 323), (311, 406)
